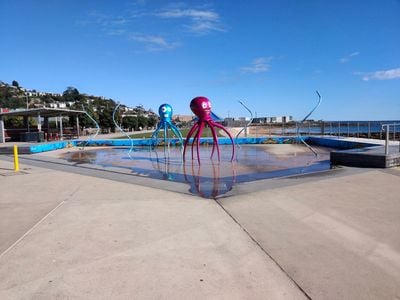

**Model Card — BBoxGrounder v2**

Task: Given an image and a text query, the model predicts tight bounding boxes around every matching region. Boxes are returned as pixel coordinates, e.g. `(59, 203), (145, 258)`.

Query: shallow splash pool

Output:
(62, 144), (332, 198)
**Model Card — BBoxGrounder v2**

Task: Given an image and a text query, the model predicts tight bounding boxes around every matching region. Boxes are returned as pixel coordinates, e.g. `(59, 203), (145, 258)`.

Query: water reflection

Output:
(62, 144), (332, 199)
(67, 150), (97, 164)
(150, 147), (181, 181)
(183, 161), (236, 199)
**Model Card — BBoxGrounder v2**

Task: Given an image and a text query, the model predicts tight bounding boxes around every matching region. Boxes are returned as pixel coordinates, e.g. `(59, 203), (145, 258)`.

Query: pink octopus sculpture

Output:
(183, 96), (235, 163)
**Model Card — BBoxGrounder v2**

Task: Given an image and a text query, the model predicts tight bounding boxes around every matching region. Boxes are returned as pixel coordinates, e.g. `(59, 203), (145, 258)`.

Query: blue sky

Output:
(1, 0), (399, 120)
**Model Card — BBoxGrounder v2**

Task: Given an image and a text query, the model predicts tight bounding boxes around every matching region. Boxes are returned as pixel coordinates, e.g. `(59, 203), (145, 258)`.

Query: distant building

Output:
(226, 115), (294, 126)
(173, 115), (193, 122)
(48, 102), (67, 109)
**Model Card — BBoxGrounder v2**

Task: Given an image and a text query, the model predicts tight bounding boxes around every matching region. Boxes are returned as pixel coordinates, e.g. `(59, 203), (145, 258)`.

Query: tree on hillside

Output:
(11, 80), (19, 88)
(0, 86), (25, 108)
(98, 108), (116, 131)
(137, 115), (148, 130)
(4, 116), (23, 128)
(147, 115), (157, 128)
(62, 86), (82, 102)
(122, 116), (138, 131)
(68, 105), (99, 130)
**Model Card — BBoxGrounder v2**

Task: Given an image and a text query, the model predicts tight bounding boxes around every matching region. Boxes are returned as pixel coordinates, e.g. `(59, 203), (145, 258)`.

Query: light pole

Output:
(25, 94), (29, 110)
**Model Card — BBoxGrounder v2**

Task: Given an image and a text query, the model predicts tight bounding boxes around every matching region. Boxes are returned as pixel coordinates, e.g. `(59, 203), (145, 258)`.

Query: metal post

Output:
(13, 145), (19, 172)
(255, 112), (257, 137)
(347, 122), (350, 137)
(385, 125), (389, 155)
(59, 115), (63, 140)
(0, 117), (5, 144)
(368, 121), (371, 138)
(393, 125), (396, 141)
(23, 116), (29, 132)
(37, 112), (42, 132)
(76, 115), (80, 137)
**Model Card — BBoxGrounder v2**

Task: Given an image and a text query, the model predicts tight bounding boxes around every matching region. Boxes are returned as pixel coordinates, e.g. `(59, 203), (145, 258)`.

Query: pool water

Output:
(62, 144), (332, 198)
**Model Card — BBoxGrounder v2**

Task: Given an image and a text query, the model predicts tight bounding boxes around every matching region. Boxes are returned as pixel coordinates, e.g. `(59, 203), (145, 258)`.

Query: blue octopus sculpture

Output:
(151, 103), (183, 147)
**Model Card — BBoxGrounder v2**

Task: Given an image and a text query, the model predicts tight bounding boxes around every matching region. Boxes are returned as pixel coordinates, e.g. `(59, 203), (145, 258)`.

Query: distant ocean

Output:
(294, 120), (400, 135)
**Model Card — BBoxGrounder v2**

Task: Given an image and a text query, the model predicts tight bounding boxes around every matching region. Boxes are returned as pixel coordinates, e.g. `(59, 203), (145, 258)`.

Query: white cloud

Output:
(86, 11), (128, 27)
(79, 5), (226, 52)
(339, 51), (359, 64)
(240, 57), (272, 74)
(155, 8), (225, 34)
(357, 67), (400, 81)
(105, 28), (126, 36)
(129, 34), (180, 51)
(157, 9), (218, 20)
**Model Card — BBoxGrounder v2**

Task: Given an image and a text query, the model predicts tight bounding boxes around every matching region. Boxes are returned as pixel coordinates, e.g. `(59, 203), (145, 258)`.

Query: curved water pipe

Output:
(112, 103), (135, 155)
(297, 90), (322, 156)
(235, 100), (254, 147)
(79, 105), (100, 150)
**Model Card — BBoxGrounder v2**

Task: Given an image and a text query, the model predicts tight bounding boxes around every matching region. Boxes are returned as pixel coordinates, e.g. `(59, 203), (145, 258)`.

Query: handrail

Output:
(382, 123), (400, 155)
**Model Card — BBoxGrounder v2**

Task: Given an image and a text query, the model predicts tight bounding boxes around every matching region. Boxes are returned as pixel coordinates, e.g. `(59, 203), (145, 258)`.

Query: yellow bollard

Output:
(13, 144), (19, 172)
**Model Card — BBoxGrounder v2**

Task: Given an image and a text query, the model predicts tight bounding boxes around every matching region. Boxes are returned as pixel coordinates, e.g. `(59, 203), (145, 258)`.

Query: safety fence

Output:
(246, 121), (400, 140)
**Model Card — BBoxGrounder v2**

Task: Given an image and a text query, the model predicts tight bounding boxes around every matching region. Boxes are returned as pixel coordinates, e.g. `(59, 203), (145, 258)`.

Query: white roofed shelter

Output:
(0, 108), (85, 143)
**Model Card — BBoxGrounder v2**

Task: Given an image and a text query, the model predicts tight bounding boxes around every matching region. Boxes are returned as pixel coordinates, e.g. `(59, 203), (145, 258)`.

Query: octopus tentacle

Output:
(191, 125), (200, 161)
(183, 122), (199, 161)
(163, 121), (168, 148)
(210, 121), (235, 161)
(170, 123), (183, 141)
(170, 123), (183, 148)
(195, 122), (205, 164)
(151, 122), (163, 147)
(206, 122), (215, 157)
(207, 120), (221, 161)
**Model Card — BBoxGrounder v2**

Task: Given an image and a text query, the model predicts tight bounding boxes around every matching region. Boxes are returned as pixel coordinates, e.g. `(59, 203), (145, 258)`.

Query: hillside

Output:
(0, 80), (157, 130)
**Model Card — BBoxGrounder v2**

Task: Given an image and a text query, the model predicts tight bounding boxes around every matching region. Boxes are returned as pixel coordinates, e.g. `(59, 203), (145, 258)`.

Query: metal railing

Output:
(244, 121), (400, 140)
(382, 123), (400, 155)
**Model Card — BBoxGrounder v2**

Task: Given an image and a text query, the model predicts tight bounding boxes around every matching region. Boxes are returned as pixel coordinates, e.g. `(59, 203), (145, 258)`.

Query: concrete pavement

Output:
(0, 156), (400, 299)
(0, 159), (306, 299)
(219, 168), (400, 299)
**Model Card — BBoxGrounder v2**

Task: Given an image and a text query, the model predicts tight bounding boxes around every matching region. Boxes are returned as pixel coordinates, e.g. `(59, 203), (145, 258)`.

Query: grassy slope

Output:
(115, 127), (224, 139)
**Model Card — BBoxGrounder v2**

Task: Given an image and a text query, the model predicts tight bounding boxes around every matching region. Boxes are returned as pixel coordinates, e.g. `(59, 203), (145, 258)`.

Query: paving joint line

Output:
(214, 198), (312, 300)
(0, 200), (67, 260)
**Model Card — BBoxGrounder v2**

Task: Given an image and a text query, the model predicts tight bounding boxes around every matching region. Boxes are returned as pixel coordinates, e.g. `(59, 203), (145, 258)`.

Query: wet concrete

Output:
(61, 144), (332, 198)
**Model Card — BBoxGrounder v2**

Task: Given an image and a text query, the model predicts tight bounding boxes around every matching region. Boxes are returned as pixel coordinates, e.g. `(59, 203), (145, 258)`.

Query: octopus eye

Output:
(201, 102), (207, 109)
(161, 107), (167, 113)
(166, 106), (172, 112)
